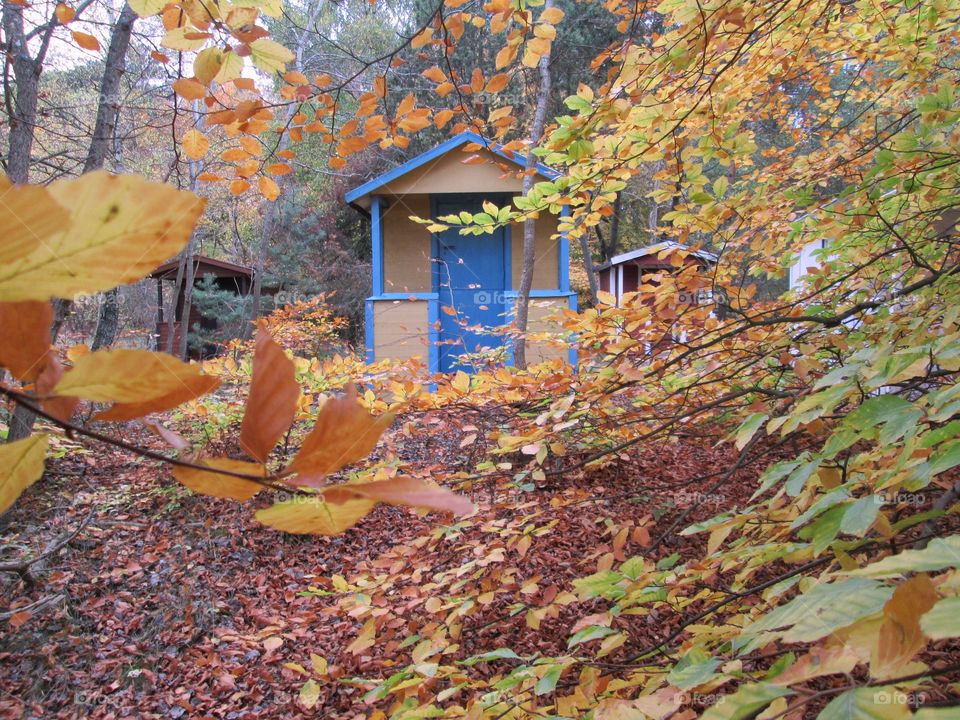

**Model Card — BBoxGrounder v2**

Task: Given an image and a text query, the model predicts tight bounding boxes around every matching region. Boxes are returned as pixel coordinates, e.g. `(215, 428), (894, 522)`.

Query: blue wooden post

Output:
(365, 299), (375, 363)
(559, 205), (571, 291)
(371, 195), (383, 296)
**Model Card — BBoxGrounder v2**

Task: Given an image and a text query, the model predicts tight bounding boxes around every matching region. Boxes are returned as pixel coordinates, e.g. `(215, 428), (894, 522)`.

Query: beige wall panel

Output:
(526, 297), (568, 364)
(381, 194), (432, 293)
(511, 211), (560, 289)
(381, 148), (527, 196)
(374, 300), (429, 361)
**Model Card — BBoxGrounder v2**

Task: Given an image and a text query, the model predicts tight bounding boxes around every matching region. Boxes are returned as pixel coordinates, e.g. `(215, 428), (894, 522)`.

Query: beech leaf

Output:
(0, 434), (48, 514)
(172, 458), (265, 501)
(240, 329), (300, 462)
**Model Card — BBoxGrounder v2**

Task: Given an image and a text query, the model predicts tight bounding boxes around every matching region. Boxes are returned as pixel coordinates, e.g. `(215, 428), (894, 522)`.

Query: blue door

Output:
(434, 196), (509, 373)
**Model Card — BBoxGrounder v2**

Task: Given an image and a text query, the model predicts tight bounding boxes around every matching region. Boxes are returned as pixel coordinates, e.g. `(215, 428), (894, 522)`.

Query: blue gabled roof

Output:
(344, 130), (559, 205)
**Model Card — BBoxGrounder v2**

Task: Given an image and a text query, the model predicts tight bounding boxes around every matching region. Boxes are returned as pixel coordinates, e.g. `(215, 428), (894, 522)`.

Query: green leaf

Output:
(851, 535), (960, 577)
(460, 648), (522, 666)
(535, 664), (563, 695)
(840, 496), (880, 537)
(249, 38), (295, 75)
(567, 625), (616, 648)
(733, 412), (768, 450)
(817, 687), (910, 719)
(700, 683), (792, 720)
(919, 597), (960, 639)
(667, 656), (721, 691)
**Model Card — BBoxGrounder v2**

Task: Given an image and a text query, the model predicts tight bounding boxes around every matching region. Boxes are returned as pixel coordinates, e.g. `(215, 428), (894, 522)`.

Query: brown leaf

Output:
(240, 330), (300, 462)
(0, 301), (52, 381)
(288, 384), (393, 476)
(323, 476), (474, 516)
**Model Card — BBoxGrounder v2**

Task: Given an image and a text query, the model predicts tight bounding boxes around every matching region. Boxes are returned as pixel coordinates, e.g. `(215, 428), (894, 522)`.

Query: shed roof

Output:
(596, 242), (718, 271)
(344, 130), (559, 211)
(150, 254), (254, 281)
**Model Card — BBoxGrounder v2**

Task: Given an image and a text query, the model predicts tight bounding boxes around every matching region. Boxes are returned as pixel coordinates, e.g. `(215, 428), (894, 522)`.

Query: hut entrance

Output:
(434, 196), (509, 372)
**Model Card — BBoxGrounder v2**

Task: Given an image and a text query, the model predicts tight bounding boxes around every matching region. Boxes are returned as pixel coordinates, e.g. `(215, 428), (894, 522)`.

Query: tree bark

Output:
(89, 4), (137, 351)
(3, 3), (56, 441)
(579, 234), (599, 305)
(512, 0), (554, 370)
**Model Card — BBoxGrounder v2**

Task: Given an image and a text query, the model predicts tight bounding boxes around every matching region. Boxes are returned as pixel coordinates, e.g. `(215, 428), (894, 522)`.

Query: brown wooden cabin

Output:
(596, 242), (718, 307)
(150, 254), (255, 359)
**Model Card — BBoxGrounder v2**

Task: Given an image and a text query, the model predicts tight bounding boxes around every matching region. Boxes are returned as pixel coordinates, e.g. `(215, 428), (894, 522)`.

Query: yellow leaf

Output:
(310, 653), (328, 675)
(0, 434), (48, 514)
(539, 6), (564, 23)
(240, 329), (299, 462)
(95, 368), (219, 421)
(249, 38), (295, 75)
(173, 458), (265, 501)
(288, 384), (393, 477)
(71, 31), (100, 51)
(173, 77), (207, 100)
(128, 0), (166, 16)
(0, 172), (204, 302)
(258, 175), (281, 201)
(213, 50), (243, 83)
(495, 44), (516, 70)
(161, 26), (207, 51)
(346, 618), (376, 654)
(255, 496), (376, 535)
(182, 129), (209, 160)
(299, 679), (320, 709)
(193, 47), (223, 85)
(411, 27), (433, 49)
(0, 179), (70, 266)
(54, 349), (212, 403)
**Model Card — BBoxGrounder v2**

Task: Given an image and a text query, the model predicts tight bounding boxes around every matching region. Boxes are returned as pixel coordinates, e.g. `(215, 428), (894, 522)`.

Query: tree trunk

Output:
(512, 0), (554, 370)
(178, 251), (196, 360)
(3, 5), (53, 441)
(608, 192), (622, 259)
(89, 4), (137, 351)
(579, 234), (599, 305)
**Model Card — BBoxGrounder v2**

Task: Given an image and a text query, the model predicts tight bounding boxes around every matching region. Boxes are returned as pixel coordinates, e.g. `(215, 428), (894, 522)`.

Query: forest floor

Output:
(0, 415), (776, 719)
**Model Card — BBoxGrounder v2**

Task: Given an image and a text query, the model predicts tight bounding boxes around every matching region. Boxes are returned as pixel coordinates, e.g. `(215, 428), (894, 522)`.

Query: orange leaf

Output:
(0, 301), (52, 381)
(485, 73), (510, 93)
(182, 128), (209, 160)
(259, 175), (280, 201)
(422, 66), (446, 83)
(373, 75), (386, 98)
(173, 458), (265, 501)
(196, 171), (222, 182)
(172, 77), (207, 100)
(55, 3), (75, 24)
(240, 330), (299, 463)
(434, 108), (454, 128)
(284, 70), (308, 85)
(150, 50), (170, 63)
(288, 384), (393, 477)
(71, 30), (99, 51)
(230, 179), (251, 196)
(435, 82), (455, 97)
(267, 162), (293, 176)
(324, 476), (473, 516)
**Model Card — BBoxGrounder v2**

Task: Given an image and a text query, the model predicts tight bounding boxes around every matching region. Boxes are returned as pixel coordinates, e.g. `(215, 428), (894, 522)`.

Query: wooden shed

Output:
(150, 254), (255, 358)
(346, 131), (575, 372)
(597, 242), (718, 307)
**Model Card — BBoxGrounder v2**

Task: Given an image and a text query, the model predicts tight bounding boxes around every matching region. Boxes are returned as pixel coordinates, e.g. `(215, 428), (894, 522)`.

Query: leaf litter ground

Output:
(0, 417), (799, 718)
